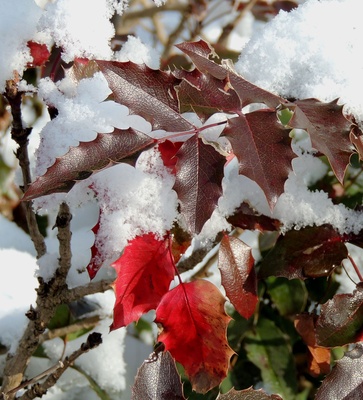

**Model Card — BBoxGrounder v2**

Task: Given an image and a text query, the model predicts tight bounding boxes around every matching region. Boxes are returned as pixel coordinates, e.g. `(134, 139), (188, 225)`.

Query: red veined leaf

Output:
(23, 128), (155, 201)
(223, 110), (295, 209)
(173, 135), (225, 235)
(315, 283), (363, 347)
(216, 387), (283, 399)
(218, 234), (258, 319)
(258, 224), (348, 280)
(111, 233), (175, 330)
(155, 280), (234, 393)
(294, 313), (331, 377)
(289, 98), (354, 183)
(97, 60), (194, 132)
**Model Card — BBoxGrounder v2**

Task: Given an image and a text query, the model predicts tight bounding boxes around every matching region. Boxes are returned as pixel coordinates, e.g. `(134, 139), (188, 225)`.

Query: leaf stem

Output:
(348, 254), (363, 282)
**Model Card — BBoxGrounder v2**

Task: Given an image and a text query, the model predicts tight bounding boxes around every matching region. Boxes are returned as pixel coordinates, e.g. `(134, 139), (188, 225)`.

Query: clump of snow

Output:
(0, 0), (42, 92)
(235, 0), (363, 127)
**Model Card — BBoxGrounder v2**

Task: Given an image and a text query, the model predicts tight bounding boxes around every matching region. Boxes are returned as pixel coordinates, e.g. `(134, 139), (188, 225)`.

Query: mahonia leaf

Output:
(111, 233), (175, 330)
(315, 283), (363, 347)
(294, 313), (331, 377)
(23, 128), (155, 201)
(245, 316), (298, 400)
(227, 202), (280, 231)
(315, 344), (363, 399)
(155, 280), (234, 393)
(173, 135), (225, 235)
(131, 349), (185, 400)
(176, 40), (285, 108)
(97, 60), (193, 132)
(289, 99), (354, 183)
(258, 224), (348, 280)
(223, 110), (295, 209)
(218, 234), (258, 319)
(216, 387), (282, 399)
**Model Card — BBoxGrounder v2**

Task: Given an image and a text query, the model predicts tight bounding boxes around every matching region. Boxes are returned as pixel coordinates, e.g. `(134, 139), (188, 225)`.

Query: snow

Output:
(2, 0), (363, 397)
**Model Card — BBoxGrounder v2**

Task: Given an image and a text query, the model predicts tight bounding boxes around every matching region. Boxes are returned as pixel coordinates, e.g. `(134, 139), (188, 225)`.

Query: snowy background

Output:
(1, 0), (363, 398)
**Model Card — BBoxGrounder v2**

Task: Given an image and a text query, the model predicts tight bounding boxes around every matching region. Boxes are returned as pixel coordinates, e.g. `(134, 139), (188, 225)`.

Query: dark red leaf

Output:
(158, 140), (183, 174)
(258, 225), (348, 280)
(227, 202), (280, 231)
(316, 283), (363, 347)
(289, 99), (354, 183)
(216, 387), (283, 399)
(218, 234), (258, 319)
(22, 128), (155, 201)
(173, 135), (225, 235)
(111, 233), (175, 330)
(223, 110), (295, 209)
(315, 344), (363, 399)
(97, 60), (194, 132)
(155, 280), (234, 393)
(131, 349), (185, 400)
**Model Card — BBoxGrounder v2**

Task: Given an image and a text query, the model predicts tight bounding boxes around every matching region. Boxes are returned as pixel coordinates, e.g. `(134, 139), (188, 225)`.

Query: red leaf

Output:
(258, 225), (348, 280)
(218, 235), (258, 319)
(289, 99), (354, 183)
(111, 233), (175, 330)
(23, 128), (155, 201)
(223, 110), (295, 209)
(155, 280), (234, 393)
(27, 41), (50, 67)
(158, 140), (183, 174)
(97, 60), (193, 132)
(86, 218), (102, 280)
(294, 313), (331, 377)
(173, 135), (225, 235)
(316, 283), (363, 347)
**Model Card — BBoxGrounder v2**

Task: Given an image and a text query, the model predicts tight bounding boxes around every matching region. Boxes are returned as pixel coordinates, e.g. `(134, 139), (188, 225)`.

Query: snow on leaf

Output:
(258, 225), (348, 280)
(216, 387), (283, 399)
(111, 233), (175, 330)
(289, 99), (354, 183)
(97, 60), (194, 132)
(176, 40), (285, 108)
(23, 128), (155, 201)
(155, 280), (234, 394)
(218, 234), (258, 319)
(294, 313), (331, 377)
(315, 283), (363, 347)
(315, 344), (363, 400)
(173, 135), (225, 235)
(223, 110), (295, 209)
(131, 349), (185, 400)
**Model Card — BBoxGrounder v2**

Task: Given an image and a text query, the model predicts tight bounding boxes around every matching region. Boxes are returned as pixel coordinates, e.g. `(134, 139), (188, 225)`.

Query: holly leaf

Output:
(111, 233), (175, 330)
(227, 202), (280, 232)
(173, 135), (225, 235)
(176, 40), (285, 108)
(97, 60), (193, 132)
(223, 110), (295, 209)
(258, 225), (348, 280)
(23, 128), (155, 201)
(315, 283), (363, 347)
(131, 349), (185, 400)
(289, 99), (354, 183)
(155, 280), (234, 393)
(218, 234), (258, 319)
(315, 344), (363, 400)
(294, 313), (331, 377)
(216, 387), (282, 399)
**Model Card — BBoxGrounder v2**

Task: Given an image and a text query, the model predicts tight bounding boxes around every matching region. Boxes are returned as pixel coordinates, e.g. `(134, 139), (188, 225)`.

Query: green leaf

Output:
(244, 317), (298, 400)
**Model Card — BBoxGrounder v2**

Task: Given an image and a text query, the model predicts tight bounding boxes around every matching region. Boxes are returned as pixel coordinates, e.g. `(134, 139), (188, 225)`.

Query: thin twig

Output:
(348, 254), (363, 282)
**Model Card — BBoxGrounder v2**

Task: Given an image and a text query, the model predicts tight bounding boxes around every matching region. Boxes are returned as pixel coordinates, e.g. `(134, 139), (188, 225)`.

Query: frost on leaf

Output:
(155, 280), (234, 393)
(173, 135), (225, 235)
(216, 387), (282, 399)
(23, 128), (155, 201)
(258, 224), (348, 280)
(218, 234), (258, 319)
(223, 110), (295, 209)
(315, 283), (363, 347)
(131, 349), (185, 400)
(315, 344), (363, 400)
(111, 233), (175, 330)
